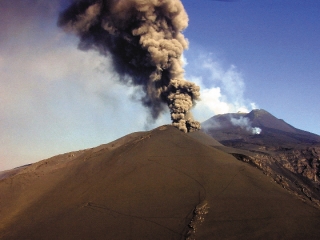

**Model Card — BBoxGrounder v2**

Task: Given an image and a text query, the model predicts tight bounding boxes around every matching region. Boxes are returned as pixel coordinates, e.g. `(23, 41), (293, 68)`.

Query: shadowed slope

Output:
(202, 109), (320, 208)
(1, 125), (320, 239)
(203, 109), (320, 146)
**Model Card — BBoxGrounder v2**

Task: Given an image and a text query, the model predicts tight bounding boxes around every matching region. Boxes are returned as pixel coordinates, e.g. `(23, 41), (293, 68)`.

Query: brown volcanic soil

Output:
(1, 126), (320, 239)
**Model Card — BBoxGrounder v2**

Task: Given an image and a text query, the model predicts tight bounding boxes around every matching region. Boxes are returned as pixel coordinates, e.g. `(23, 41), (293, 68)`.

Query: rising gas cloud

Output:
(58, 0), (200, 133)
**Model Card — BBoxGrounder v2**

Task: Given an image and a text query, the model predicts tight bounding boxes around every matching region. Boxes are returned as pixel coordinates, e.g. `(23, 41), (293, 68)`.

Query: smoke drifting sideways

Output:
(58, 0), (201, 133)
(202, 115), (262, 135)
(230, 116), (262, 135)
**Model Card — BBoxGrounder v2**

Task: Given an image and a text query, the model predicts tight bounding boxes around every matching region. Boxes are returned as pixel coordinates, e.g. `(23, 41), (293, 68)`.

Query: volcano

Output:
(1, 122), (320, 239)
(203, 109), (320, 208)
(202, 109), (320, 146)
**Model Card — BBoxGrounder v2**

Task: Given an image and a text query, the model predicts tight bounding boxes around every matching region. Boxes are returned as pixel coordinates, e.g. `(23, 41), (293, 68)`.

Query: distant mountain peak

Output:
(246, 109), (270, 119)
(245, 109), (296, 133)
(202, 109), (320, 145)
(202, 110), (320, 209)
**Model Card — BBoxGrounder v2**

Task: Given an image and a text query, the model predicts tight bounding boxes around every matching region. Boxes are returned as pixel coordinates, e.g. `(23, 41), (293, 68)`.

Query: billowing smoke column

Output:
(58, 0), (200, 133)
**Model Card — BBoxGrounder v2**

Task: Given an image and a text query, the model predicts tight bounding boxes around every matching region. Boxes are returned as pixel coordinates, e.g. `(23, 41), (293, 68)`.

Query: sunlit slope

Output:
(0, 126), (320, 239)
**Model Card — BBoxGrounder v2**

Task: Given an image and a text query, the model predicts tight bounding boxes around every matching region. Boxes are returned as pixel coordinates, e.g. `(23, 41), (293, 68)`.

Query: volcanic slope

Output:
(202, 109), (320, 208)
(202, 109), (320, 147)
(1, 126), (320, 239)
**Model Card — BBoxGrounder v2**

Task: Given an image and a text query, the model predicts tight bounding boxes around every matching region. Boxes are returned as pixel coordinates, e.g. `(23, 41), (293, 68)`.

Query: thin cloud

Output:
(185, 53), (258, 122)
(0, 0), (249, 170)
(0, 0), (168, 170)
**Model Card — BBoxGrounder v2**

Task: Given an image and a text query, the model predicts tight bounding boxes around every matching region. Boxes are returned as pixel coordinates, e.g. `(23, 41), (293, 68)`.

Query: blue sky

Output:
(183, 0), (320, 133)
(1, 0), (319, 170)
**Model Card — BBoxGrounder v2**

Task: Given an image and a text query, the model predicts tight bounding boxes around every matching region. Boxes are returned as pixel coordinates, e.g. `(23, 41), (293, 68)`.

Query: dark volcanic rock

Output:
(203, 109), (320, 147)
(203, 109), (320, 207)
(2, 125), (320, 239)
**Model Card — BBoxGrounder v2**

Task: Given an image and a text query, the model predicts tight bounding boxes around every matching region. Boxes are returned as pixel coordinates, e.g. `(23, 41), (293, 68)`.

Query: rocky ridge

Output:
(203, 109), (320, 208)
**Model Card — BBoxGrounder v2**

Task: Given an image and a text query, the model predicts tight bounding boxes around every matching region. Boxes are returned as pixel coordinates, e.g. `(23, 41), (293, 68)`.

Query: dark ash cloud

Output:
(58, 0), (201, 132)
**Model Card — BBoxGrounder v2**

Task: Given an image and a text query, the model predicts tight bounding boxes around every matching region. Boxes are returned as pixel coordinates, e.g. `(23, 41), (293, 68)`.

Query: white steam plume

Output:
(185, 53), (259, 122)
(230, 116), (261, 135)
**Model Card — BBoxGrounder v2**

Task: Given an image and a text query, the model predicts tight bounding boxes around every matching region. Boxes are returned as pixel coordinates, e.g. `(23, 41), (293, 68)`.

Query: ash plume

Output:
(58, 0), (200, 133)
